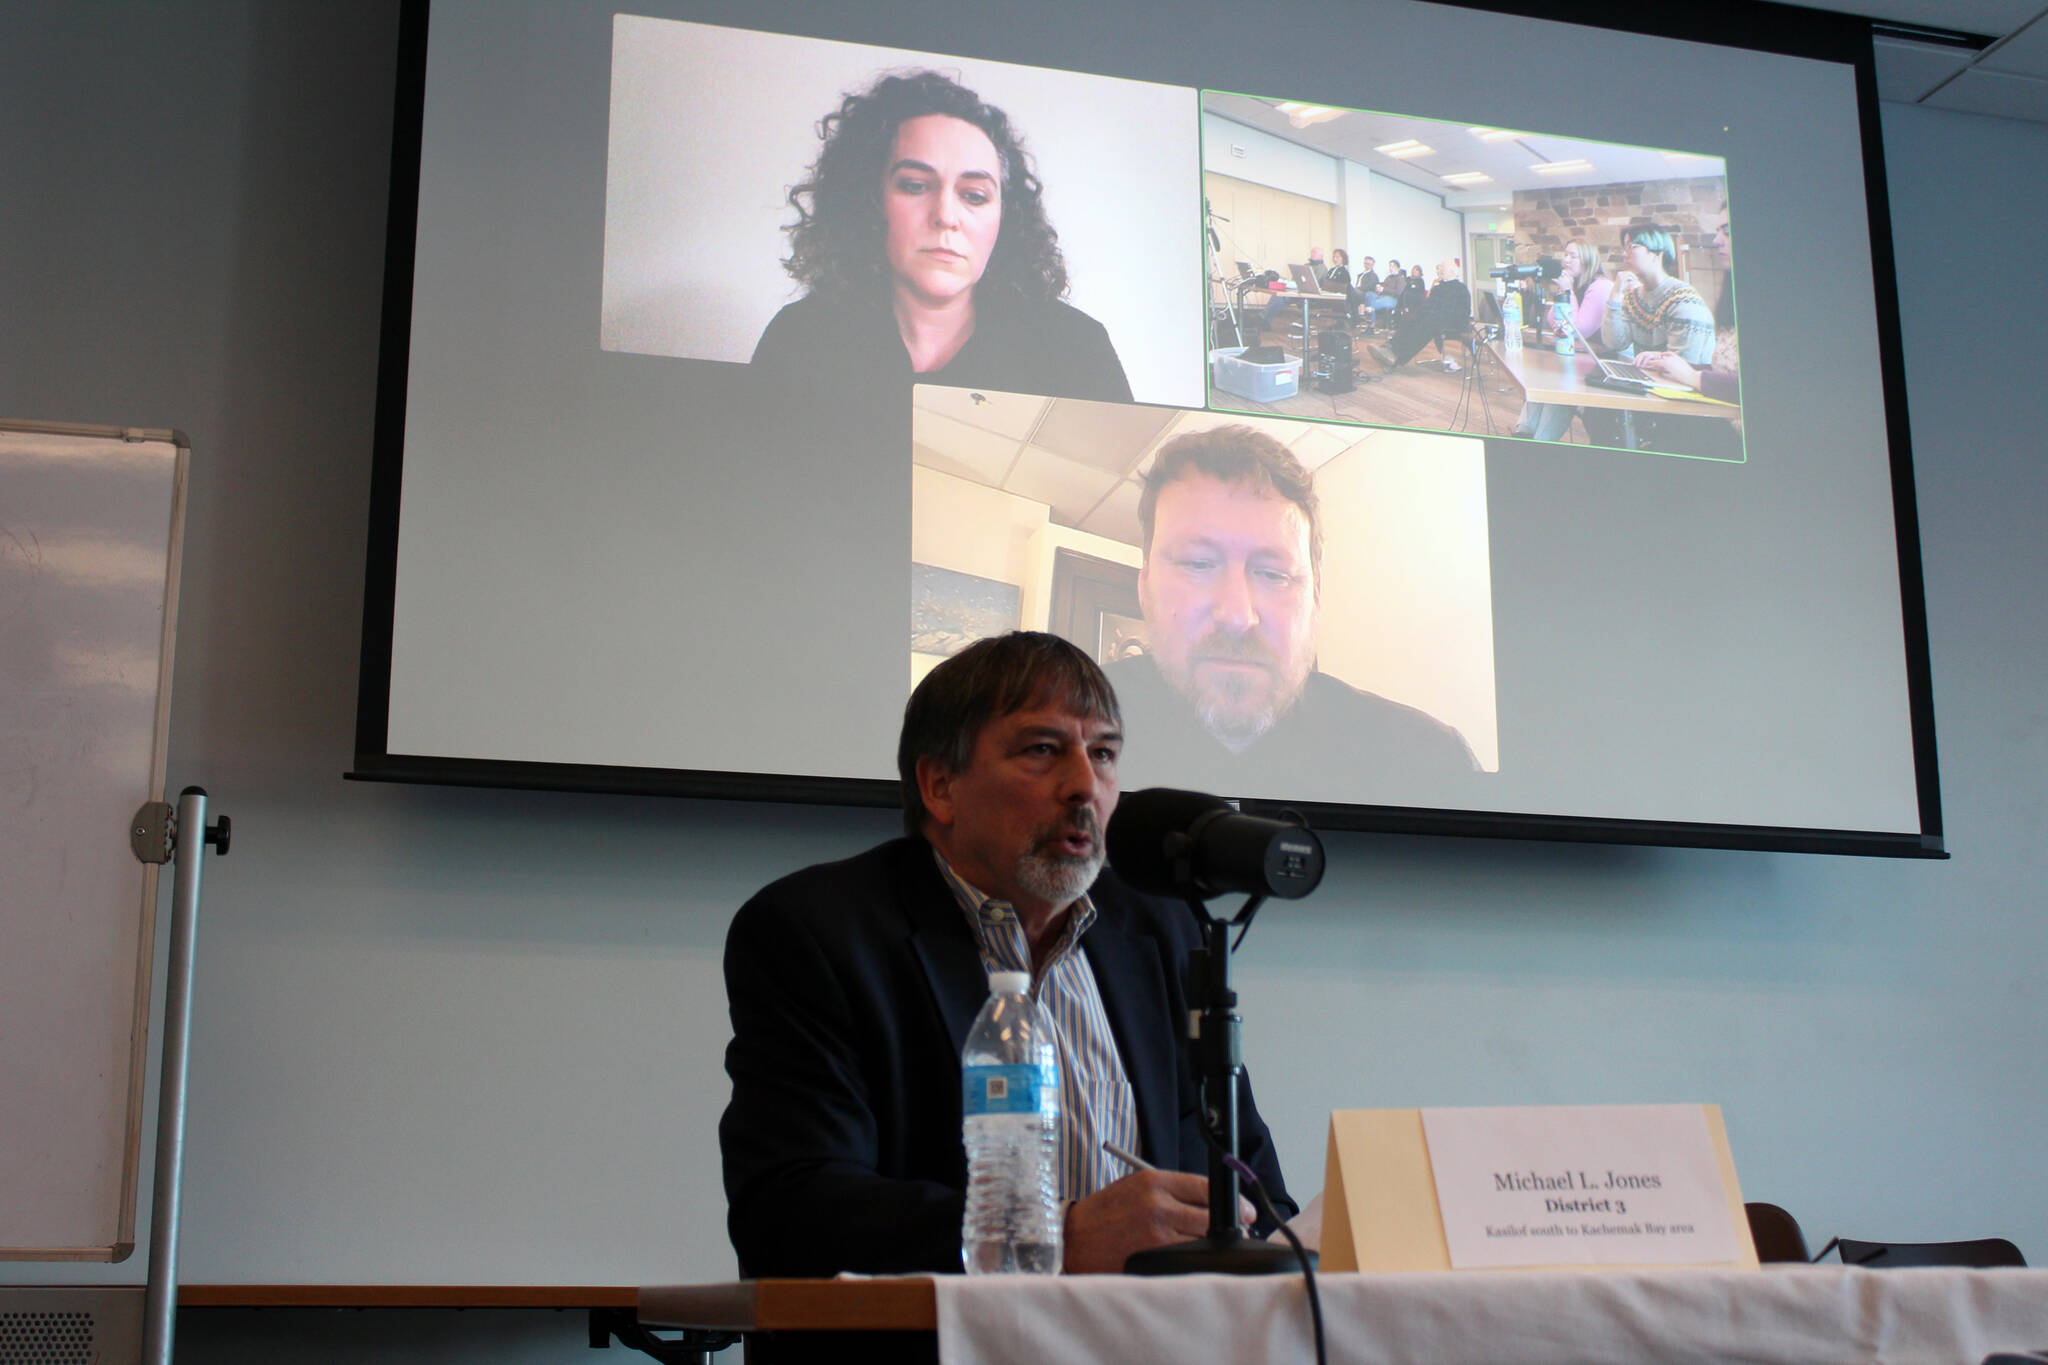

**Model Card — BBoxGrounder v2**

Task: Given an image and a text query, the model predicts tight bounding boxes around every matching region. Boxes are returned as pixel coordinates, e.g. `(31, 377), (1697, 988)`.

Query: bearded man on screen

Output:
(1109, 424), (1478, 791)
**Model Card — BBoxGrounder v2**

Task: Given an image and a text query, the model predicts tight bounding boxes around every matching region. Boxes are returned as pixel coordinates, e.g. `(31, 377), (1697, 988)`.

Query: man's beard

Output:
(1172, 630), (1310, 753)
(1012, 807), (1105, 909)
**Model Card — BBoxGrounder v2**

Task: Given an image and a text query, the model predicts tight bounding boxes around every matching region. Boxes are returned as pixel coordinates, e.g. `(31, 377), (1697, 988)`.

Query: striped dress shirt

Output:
(933, 850), (1142, 1201)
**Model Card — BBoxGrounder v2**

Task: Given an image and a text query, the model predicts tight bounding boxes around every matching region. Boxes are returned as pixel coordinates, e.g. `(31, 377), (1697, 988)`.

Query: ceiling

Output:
(1817, 0), (2048, 122)
(1206, 94), (1725, 211)
(1204, 2), (2048, 215)
(911, 387), (1372, 546)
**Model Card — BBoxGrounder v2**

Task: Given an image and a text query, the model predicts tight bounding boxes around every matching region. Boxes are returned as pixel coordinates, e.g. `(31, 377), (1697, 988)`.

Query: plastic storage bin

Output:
(1212, 347), (1299, 402)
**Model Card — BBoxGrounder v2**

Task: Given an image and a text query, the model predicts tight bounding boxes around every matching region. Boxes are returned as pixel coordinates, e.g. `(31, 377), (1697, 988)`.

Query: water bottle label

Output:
(962, 1063), (1049, 1116)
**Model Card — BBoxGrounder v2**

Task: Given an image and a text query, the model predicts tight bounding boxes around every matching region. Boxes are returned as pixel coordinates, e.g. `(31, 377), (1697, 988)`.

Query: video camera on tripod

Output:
(1489, 256), (1563, 282)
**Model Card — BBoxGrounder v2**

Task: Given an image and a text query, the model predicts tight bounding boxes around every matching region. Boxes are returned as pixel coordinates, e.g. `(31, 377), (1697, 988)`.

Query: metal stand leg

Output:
(140, 787), (230, 1365)
(589, 1307), (739, 1362)
(1448, 331), (1495, 435)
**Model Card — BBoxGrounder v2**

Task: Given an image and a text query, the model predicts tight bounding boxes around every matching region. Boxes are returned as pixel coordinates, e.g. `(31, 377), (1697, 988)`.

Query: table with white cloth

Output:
(638, 1267), (2048, 1364)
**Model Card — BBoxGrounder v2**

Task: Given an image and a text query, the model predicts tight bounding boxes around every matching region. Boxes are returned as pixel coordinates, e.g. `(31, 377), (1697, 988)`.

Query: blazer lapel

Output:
(900, 845), (988, 1056)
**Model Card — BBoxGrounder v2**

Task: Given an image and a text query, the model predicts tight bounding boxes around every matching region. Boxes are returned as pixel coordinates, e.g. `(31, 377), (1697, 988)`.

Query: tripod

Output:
(1447, 321), (1504, 435)
(1203, 198), (1243, 349)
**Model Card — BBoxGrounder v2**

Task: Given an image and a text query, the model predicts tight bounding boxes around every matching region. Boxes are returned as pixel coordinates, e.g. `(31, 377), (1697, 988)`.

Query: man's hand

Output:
(1615, 269), (1642, 296)
(1062, 1170), (1257, 1274)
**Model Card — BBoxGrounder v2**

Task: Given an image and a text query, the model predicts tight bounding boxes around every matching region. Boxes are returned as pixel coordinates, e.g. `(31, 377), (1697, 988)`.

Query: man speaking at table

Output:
(719, 633), (1294, 1301)
(1110, 423), (1479, 794)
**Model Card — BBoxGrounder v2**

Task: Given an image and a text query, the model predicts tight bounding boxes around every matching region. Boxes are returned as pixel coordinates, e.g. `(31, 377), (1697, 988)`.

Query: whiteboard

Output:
(0, 422), (186, 1261)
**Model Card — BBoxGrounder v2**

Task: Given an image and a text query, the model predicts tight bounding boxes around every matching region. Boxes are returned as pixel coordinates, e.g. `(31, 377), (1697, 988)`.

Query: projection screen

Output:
(354, 0), (1943, 857)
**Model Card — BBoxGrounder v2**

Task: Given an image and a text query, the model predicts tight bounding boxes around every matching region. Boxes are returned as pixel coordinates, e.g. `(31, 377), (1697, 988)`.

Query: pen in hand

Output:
(1104, 1139), (1258, 1229)
(1102, 1139), (1154, 1172)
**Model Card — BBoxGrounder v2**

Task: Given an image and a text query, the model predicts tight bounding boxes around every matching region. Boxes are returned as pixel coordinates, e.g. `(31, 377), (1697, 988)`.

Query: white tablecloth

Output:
(934, 1266), (2048, 1365)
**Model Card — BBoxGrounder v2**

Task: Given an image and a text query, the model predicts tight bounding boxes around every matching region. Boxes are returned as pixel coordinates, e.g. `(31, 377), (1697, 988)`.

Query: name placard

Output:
(1421, 1105), (1741, 1268)
(1318, 1105), (1755, 1273)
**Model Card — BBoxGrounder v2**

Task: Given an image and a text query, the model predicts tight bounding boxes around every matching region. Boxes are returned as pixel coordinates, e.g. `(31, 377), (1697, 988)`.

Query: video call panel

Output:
(909, 386), (1497, 808)
(1198, 94), (1742, 464)
(599, 15), (1206, 409)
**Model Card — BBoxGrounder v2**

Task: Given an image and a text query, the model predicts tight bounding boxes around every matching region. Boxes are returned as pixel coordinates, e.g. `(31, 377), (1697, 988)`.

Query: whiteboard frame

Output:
(0, 420), (188, 1261)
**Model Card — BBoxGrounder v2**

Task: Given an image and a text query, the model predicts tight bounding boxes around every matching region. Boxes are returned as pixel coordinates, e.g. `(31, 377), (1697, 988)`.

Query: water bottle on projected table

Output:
(1501, 286), (1523, 349)
(961, 970), (1062, 1274)
(1553, 294), (1575, 355)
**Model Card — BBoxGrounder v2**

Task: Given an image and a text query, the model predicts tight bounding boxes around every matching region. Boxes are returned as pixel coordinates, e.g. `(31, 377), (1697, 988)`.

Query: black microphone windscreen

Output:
(1536, 256), (1564, 279)
(1106, 788), (1232, 896)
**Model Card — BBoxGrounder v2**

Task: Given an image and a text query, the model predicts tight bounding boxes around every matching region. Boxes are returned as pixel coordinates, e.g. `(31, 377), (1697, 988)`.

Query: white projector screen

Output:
(356, 0), (1942, 856)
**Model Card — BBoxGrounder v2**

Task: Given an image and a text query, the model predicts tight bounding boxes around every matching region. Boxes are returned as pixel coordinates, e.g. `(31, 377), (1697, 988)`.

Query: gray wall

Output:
(4, 2), (2045, 1360)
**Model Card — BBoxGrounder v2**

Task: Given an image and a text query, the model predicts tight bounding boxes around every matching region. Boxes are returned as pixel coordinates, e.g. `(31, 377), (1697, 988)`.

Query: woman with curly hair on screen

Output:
(750, 69), (1132, 402)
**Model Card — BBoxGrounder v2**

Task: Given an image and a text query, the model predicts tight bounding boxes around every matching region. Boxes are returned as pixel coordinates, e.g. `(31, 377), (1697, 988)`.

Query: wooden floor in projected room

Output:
(1213, 324), (1598, 447)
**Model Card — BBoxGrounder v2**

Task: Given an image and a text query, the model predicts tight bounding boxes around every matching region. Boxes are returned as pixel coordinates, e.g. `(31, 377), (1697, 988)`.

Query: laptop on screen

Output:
(1556, 304), (1655, 389)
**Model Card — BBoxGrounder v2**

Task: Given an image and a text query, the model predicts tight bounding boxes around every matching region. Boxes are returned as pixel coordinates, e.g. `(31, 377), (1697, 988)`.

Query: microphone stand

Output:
(1125, 892), (1305, 1276)
(1202, 199), (1241, 349)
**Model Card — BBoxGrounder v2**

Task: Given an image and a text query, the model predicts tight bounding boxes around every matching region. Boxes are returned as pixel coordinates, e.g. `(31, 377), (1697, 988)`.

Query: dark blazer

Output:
(719, 837), (1295, 1279)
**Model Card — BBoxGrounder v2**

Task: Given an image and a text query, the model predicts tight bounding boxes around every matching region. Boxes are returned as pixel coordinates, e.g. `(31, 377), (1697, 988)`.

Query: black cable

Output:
(1813, 1236), (1895, 1267)
(1215, 1144), (1327, 1365)
(1195, 889), (1320, 1363)
(1228, 893), (1266, 952)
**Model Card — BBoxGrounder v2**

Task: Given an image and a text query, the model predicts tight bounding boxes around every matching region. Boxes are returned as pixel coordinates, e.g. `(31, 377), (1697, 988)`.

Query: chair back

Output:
(1836, 1237), (2026, 1269)
(1745, 1203), (1810, 1263)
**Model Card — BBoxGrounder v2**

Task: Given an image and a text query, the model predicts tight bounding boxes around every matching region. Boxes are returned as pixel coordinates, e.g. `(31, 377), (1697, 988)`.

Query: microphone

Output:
(1107, 788), (1325, 901)
(1535, 255), (1564, 279)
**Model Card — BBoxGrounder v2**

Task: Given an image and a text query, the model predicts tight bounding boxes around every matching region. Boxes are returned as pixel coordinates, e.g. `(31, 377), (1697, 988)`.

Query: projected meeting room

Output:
(1203, 94), (1742, 462)
(909, 385), (1499, 808)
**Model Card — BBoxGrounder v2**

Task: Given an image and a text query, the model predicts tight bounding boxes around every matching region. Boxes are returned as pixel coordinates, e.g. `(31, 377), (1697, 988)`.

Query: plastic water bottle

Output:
(1553, 295), (1575, 355)
(1501, 286), (1522, 350)
(961, 970), (1062, 1274)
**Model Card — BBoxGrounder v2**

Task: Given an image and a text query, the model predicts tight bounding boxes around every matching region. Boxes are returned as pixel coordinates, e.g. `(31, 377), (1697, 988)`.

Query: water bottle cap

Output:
(988, 970), (1031, 996)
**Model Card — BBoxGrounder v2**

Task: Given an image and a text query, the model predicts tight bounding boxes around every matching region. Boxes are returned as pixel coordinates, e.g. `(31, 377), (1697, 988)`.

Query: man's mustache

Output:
(1038, 807), (1101, 848)
(1189, 630), (1274, 667)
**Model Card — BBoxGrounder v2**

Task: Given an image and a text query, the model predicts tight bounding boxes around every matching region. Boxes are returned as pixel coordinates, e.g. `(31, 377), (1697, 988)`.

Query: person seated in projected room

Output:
(1366, 259), (1473, 373)
(719, 633), (1294, 1326)
(1512, 237), (1614, 442)
(1322, 246), (1352, 295)
(1262, 246), (1334, 337)
(748, 70), (1132, 404)
(1600, 223), (1714, 367)
(1363, 258), (1405, 326)
(1584, 222), (1720, 451)
(1633, 209), (1738, 403)
(1108, 425), (1478, 793)
(1398, 263), (1428, 314)
(1351, 254), (1381, 326)
(1629, 210), (1741, 459)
